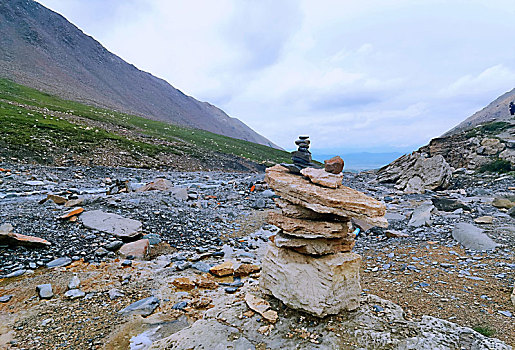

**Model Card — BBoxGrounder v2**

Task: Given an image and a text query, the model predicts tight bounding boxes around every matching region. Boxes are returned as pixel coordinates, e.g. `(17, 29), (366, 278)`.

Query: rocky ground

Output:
(0, 163), (514, 349)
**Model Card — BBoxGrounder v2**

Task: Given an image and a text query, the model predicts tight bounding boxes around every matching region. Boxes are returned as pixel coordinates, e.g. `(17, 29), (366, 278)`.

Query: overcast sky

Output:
(37, 0), (515, 154)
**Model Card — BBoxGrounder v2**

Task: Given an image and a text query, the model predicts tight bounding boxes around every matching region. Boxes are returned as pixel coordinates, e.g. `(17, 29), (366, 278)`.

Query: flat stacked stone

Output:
(260, 163), (387, 317)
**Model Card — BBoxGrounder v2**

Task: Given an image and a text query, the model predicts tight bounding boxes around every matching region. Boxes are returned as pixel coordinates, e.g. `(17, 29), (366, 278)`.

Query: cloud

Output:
(439, 65), (515, 100)
(36, 0), (515, 153)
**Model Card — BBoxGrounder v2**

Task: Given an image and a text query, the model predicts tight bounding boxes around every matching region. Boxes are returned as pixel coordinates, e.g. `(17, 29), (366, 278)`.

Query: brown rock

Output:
(268, 211), (352, 239)
(0, 231), (51, 247)
(265, 165), (387, 228)
(118, 239), (150, 260)
(209, 261), (234, 277)
(274, 198), (331, 220)
(474, 216), (493, 224)
(172, 277), (196, 290)
(324, 156), (344, 174)
(492, 198), (515, 209)
(64, 198), (84, 207)
(47, 194), (67, 205)
(234, 263), (261, 277)
(274, 232), (354, 255)
(58, 207), (84, 220)
(196, 275), (218, 289)
(136, 178), (173, 192)
(300, 167), (343, 189)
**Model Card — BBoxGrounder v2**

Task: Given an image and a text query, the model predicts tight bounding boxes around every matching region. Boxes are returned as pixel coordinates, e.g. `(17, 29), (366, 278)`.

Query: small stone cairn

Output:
(280, 136), (316, 173)
(261, 137), (388, 317)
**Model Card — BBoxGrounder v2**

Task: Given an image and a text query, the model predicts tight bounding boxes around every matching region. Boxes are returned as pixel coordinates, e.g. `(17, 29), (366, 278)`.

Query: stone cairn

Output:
(280, 136), (316, 173)
(260, 137), (388, 317)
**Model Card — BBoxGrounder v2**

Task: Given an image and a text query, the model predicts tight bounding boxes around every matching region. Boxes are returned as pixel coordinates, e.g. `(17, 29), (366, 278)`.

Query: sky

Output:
(37, 0), (515, 154)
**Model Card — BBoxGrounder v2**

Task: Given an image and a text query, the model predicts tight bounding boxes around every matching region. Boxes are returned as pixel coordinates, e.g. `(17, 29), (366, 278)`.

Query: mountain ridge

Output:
(0, 0), (280, 149)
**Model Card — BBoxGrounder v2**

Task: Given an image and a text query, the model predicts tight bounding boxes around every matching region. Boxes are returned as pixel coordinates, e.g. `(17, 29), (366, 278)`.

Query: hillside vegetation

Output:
(0, 78), (290, 171)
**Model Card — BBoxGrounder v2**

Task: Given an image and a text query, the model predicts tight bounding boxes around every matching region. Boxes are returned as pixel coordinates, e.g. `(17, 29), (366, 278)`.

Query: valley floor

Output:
(0, 164), (513, 348)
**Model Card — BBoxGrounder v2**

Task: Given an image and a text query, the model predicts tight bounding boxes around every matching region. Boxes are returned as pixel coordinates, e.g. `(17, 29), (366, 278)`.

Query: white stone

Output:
(260, 243), (361, 317)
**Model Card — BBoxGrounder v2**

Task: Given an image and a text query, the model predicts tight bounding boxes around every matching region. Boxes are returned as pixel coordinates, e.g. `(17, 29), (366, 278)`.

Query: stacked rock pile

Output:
(260, 160), (387, 317)
(281, 136), (316, 173)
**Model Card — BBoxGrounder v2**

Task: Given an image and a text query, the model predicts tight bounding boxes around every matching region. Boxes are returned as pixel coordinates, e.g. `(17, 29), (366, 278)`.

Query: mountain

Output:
(379, 89), (515, 175)
(0, 0), (280, 149)
(443, 88), (515, 136)
(0, 78), (291, 170)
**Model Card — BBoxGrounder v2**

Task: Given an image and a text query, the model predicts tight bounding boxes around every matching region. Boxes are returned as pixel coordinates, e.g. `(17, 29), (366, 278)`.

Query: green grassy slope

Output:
(0, 78), (291, 169)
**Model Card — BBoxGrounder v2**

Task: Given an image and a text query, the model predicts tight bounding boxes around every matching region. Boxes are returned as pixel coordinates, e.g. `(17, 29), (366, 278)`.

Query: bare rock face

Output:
(377, 153), (452, 194)
(324, 156), (344, 174)
(477, 138), (506, 156)
(266, 165), (387, 228)
(268, 211), (352, 239)
(260, 243), (361, 317)
(300, 167), (343, 188)
(273, 233), (355, 255)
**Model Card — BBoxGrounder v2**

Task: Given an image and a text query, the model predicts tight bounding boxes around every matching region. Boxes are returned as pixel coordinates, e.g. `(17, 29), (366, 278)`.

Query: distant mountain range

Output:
(311, 152), (404, 171)
(0, 0), (279, 149)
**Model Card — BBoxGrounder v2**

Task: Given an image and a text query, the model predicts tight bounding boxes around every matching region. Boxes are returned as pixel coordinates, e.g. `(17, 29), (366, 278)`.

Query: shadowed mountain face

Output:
(0, 0), (280, 149)
(443, 88), (515, 136)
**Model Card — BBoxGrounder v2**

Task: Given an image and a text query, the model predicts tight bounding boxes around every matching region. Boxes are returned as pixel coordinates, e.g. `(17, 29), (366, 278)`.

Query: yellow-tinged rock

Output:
(234, 263), (261, 277)
(172, 277), (196, 290)
(265, 165), (387, 228)
(300, 167), (343, 188)
(268, 211), (352, 239)
(209, 261), (234, 277)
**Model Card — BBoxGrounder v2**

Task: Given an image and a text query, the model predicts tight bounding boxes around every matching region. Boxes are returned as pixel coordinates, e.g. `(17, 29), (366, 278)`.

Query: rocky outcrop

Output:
(377, 153), (452, 193)
(149, 291), (511, 350)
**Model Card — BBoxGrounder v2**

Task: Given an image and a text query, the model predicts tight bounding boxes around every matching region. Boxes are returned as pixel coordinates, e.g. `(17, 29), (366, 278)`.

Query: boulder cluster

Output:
(260, 142), (387, 317)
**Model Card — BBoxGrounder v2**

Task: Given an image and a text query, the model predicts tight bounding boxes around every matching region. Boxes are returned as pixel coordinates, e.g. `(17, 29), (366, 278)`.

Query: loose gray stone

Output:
(46, 257), (72, 268)
(0, 295), (13, 303)
(64, 289), (85, 300)
(105, 240), (124, 251)
(2, 269), (26, 278)
(408, 202), (434, 227)
(452, 223), (499, 251)
(36, 284), (54, 299)
(108, 288), (125, 300)
(119, 296), (159, 317)
(68, 275), (80, 290)
(80, 210), (142, 239)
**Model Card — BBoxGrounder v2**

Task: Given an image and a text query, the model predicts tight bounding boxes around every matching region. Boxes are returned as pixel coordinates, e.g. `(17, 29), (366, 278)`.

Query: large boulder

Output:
(377, 153), (452, 193)
(260, 242), (361, 317)
(265, 165), (387, 228)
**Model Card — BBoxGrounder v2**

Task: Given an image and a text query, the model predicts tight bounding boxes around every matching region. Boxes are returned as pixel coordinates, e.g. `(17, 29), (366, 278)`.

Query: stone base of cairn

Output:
(260, 164), (387, 317)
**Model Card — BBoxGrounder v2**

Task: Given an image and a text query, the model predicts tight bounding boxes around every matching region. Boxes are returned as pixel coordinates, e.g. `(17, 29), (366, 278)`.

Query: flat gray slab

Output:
(80, 210), (142, 239)
(452, 222), (499, 251)
(119, 296), (159, 317)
